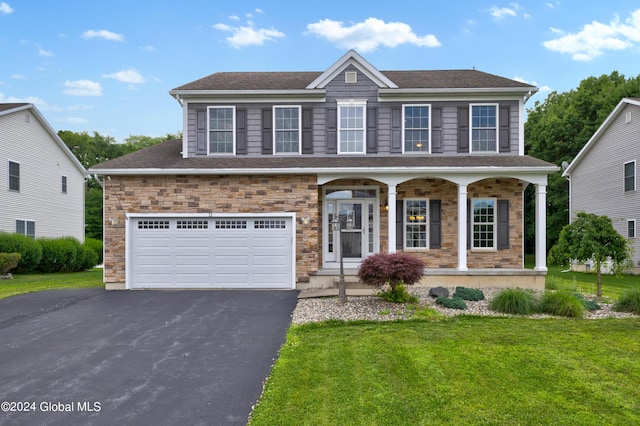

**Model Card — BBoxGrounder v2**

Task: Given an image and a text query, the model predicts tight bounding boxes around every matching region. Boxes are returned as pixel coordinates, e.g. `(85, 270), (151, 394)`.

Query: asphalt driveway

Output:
(0, 288), (299, 426)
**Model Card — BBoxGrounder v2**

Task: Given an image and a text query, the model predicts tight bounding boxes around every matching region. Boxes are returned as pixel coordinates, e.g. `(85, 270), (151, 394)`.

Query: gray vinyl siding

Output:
(184, 67), (521, 157)
(0, 108), (85, 241)
(570, 103), (640, 266)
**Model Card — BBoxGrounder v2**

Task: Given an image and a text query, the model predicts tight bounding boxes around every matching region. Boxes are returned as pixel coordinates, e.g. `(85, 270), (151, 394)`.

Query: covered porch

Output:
(308, 166), (552, 290)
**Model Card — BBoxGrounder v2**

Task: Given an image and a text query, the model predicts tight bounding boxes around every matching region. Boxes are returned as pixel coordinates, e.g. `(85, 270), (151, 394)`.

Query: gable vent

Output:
(345, 71), (357, 84)
(626, 111), (632, 124)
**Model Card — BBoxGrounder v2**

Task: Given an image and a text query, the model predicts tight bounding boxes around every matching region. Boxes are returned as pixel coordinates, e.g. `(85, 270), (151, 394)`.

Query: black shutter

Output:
(431, 107), (443, 153)
(467, 199), (471, 250)
(429, 200), (441, 249)
(262, 109), (273, 154)
(367, 107), (378, 153)
(236, 108), (247, 154)
(396, 200), (404, 250)
(196, 109), (207, 155)
(391, 107), (402, 153)
(458, 106), (469, 153)
(499, 106), (510, 153)
(326, 107), (337, 154)
(302, 108), (313, 154)
(497, 200), (509, 249)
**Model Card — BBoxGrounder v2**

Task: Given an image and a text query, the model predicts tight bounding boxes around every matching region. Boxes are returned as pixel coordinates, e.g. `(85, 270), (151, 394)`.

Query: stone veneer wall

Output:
(318, 177), (524, 269)
(396, 178), (524, 268)
(103, 174), (319, 286)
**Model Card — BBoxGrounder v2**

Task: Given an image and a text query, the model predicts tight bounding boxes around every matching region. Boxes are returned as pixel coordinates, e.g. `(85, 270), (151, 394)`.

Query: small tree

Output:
(357, 252), (425, 297)
(549, 212), (632, 299)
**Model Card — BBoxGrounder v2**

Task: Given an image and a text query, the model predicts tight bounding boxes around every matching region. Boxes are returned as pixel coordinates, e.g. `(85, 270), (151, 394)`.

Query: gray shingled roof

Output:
(90, 139), (557, 172)
(0, 103), (29, 113)
(172, 69), (534, 92)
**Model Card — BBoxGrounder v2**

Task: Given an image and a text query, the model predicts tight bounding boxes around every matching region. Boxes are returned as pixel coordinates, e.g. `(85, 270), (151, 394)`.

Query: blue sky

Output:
(2, 1), (640, 143)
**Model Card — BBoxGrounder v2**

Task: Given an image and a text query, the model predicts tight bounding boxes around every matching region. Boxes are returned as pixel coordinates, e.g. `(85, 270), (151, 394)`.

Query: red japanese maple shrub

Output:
(357, 252), (425, 292)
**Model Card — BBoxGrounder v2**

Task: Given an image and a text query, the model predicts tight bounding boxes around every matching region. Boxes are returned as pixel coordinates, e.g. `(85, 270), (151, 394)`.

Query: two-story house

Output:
(90, 50), (557, 290)
(1, 103), (87, 241)
(563, 97), (640, 273)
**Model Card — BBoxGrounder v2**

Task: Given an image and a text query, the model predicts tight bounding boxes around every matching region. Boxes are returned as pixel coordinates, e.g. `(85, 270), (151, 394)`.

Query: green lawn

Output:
(545, 264), (639, 299)
(249, 317), (640, 426)
(0, 268), (103, 299)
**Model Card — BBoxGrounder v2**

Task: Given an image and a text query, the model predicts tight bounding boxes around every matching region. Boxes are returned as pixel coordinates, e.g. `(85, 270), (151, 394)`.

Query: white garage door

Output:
(129, 216), (294, 289)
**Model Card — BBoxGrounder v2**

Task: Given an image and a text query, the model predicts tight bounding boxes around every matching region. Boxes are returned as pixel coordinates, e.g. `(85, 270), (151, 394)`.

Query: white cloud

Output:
(489, 6), (517, 20)
(10, 73), (26, 79)
(61, 117), (89, 124)
(254, 8), (264, 14)
(543, 10), (640, 61)
(306, 17), (441, 52)
(513, 76), (551, 92)
(81, 29), (124, 42)
(140, 45), (156, 51)
(63, 80), (103, 96)
(37, 44), (54, 57)
(102, 69), (145, 84)
(213, 22), (285, 48)
(0, 2), (13, 14)
(229, 15), (240, 21)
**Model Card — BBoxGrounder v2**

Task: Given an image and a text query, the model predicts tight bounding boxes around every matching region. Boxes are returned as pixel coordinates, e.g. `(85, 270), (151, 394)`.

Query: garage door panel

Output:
(130, 216), (293, 289)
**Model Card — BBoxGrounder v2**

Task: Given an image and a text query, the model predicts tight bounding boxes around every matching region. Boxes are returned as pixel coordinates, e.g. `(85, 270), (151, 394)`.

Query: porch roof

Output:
(91, 139), (558, 177)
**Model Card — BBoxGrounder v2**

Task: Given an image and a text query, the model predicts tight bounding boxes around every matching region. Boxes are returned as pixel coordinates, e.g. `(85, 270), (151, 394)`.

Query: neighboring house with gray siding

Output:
(90, 50), (557, 291)
(563, 97), (640, 271)
(0, 103), (87, 241)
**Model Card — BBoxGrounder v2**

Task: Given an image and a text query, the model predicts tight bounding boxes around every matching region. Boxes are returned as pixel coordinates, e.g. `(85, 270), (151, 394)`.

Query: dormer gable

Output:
(306, 49), (398, 90)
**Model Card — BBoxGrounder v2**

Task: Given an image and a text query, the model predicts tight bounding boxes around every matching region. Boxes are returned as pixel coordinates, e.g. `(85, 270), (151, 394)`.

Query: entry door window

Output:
(337, 201), (362, 258)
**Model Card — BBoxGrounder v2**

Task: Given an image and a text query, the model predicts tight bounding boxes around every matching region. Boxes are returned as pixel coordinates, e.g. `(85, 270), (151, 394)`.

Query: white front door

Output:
(324, 192), (378, 266)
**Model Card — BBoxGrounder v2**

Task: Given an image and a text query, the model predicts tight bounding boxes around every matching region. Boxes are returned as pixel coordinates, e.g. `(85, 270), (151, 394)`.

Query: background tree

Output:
(524, 72), (640, 253)
(59, 131), (181, 240)
(548, 212), (632, 299)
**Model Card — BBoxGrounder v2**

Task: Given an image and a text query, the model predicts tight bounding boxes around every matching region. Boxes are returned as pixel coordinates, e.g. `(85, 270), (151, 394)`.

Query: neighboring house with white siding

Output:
(563, 97), (640, 272)
(0, 103), (87, 241)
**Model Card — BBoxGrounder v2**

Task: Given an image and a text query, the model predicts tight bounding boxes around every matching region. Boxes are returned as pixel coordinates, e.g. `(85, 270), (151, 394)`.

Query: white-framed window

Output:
(628, 219), (636, 238)
(404, 199), (428, 249)
(403, 104), (430, 153)
(338, 101), (366, 154)
(208, 106), (235, 154)
(470, 104), (498, 153)
(16, 219), (35, 238)
(61, 176), (67, 194)
(472, 198), (496, 249)
(8, 160), (20, 192)
(624, 160), (635, 192)
(274, 106), (301, 154)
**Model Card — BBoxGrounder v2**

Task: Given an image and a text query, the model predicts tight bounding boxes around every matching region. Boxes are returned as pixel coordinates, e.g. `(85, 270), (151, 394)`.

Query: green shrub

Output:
(37, 237), (80, 273)
(540, 290), (585, 318)
(84, 238), (103, 265)
(0, 232), (42, 273)
(613, 288), (640, 315)
(75, 244), (99, 271)
(453, 286), (485, 301)
(436, 296), (467, 310)
(574, 293), (601, 311)
(489, 288), (539, 315)
(0, 253), (21, 275)
(377, 284), (419, 304)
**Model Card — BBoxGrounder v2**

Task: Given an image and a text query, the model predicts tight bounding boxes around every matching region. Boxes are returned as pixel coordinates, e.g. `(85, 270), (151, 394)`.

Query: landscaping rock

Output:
(429, 286), (449, 298)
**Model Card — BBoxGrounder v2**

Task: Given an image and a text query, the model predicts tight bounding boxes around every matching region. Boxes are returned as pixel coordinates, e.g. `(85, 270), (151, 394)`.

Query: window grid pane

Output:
(275, 107), (300, 153)
(404, 106), (429, 152)
(472, 106), (497, 152)
(9, 161), (20, 191)
(473, 199), (495, 248)
(624, 162), (635, 192)
(62, 176), (67, 193)
(339, 106), (364, 153)
(405, 200), (428, 248)
(209, 108), (234, 153)
(628, 220), (636, 238)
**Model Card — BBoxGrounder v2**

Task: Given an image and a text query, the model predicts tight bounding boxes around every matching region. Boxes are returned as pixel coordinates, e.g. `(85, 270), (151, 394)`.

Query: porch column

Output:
(535, 184), (548, 272)
(387, 184), (397, 254)
(457, 184), (468, 271)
